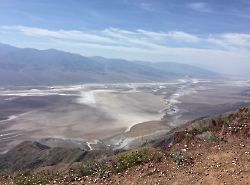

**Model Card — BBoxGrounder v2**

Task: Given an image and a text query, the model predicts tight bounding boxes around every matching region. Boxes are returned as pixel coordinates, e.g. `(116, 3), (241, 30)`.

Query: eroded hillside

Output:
(1, 108), (250, 185)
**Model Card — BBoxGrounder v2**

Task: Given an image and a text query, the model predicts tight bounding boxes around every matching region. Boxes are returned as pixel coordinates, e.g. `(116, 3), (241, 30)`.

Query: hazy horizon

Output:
(0, 41), (249, 78)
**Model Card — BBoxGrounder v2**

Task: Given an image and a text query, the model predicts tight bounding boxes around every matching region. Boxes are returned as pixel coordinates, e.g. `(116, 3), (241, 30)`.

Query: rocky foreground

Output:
(0, 108), (250, 185)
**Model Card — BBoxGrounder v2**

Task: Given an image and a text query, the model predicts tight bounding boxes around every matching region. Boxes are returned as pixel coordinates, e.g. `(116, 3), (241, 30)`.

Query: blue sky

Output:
(0, 0), (250, 76)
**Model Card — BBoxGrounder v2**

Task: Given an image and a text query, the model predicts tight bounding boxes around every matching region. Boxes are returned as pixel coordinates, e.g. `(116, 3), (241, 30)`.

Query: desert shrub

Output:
(247, 111), (250, 118)
(145, 169), (155, 176)
(74, 148), (164, 178)
(0, 170), (10, 176)
(196, 131), (218, 141)
(169, 150), (192, 166)
(152, 151), (164, 163)
(75, 160), (109, 179)
(13, 172), (53, 185)
(221, 116), (231, 126)
(221, 114), (243, 127)
(192, 125), (210, 134)
(113, 148), (163, 172)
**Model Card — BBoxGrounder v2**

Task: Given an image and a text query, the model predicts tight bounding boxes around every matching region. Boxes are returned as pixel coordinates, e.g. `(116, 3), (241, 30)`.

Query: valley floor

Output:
(1, 79), (250, 152)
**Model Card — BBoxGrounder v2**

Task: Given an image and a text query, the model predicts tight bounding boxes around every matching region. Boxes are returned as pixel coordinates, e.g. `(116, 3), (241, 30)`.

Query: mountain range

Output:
(0, 43), (218, 86)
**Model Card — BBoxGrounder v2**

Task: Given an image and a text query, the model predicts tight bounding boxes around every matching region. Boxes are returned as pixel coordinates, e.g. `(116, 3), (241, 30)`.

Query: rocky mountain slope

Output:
(0, 107), (249, 184)
(0, 43), (218, 86)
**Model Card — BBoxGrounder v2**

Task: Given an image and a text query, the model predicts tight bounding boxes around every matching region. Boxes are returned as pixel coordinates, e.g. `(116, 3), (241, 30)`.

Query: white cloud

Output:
(205, 33), (250, 51)
(187, 2), (250, 19)
(140, 2), (154, 11)
(222, 33), (250, 47)
(1, 25), (250, 75)
(187, 2), (212, 13)
(2, 25), (250, 51)
(167, 31), (201, 43)
(123, 0), (155, 11)
(137, 30), (200, 43)
(103, 28), (200, 46)
(1, 26), (115, 44)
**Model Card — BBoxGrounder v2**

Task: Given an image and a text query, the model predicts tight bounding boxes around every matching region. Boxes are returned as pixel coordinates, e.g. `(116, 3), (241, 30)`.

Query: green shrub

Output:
(13, 172), (53, 185)
(192, 125), (210, 134)
(221, 116), (230, 125)
(196, 131), (218, 141)
(145, 169), (155, 176)
(247, 111), (250, 118)
(74, 148), (164, 178)
(169, 150), (192, 166)
(75, 160), (109, 179)
(113, 148), (163, 172)
(0, 170), (10, 176)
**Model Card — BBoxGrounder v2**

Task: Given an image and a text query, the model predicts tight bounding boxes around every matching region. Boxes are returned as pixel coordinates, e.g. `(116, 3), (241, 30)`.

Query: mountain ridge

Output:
(0, 43), (219, 86)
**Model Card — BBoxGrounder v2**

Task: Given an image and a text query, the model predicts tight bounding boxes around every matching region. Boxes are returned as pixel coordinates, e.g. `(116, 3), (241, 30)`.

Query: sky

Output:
(0, 0), (250, 76)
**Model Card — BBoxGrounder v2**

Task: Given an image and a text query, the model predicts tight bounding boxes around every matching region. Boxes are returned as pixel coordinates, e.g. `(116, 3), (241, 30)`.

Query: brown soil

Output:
(49, 108), (250, 185)
(48, 136), (250, 185)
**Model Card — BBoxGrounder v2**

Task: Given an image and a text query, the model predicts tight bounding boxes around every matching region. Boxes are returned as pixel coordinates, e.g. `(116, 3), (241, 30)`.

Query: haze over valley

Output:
(0, 76), (250, 153)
